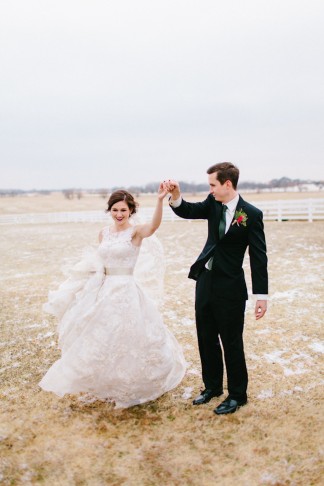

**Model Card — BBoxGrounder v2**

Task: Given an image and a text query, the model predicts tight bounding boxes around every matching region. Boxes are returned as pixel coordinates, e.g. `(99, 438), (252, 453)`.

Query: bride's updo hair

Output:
(106, 190), (139, 214)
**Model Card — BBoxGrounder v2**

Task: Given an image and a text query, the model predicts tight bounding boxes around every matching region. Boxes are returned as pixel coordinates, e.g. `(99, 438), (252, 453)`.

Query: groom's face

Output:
(208, 172), (230, 202)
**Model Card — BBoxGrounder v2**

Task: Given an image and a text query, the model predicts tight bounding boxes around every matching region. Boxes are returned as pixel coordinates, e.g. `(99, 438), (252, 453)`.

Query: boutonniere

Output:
(232, 208), (248, 227)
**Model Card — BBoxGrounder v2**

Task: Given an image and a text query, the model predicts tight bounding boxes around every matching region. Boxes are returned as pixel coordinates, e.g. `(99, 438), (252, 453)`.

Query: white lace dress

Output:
(39, 226), (186, 408)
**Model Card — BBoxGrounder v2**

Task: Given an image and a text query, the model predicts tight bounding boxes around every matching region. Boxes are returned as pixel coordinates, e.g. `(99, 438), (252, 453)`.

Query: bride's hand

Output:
(158, 182), (168, 200)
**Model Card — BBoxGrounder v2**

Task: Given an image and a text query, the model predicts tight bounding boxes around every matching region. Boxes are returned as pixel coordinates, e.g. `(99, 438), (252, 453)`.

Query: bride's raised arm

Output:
(132, 183), (168, 243)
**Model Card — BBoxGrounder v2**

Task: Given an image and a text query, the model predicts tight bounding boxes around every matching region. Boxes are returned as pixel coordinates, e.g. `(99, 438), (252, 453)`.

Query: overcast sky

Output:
(1, 0), (323, 190)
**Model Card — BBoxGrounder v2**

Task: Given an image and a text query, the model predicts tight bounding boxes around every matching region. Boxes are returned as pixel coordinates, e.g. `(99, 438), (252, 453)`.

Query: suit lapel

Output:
(214, 200), (222, 241)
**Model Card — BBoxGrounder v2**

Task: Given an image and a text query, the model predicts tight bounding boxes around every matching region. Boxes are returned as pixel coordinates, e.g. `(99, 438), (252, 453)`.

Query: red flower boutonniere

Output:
(232, 208), (248, 227)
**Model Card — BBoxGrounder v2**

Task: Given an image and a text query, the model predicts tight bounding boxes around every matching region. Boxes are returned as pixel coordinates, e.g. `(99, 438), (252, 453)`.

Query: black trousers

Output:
(195, 269), (248, 401)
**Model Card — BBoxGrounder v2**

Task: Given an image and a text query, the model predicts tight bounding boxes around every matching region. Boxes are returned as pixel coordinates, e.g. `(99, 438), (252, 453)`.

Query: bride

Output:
(39, 183), (186, 408)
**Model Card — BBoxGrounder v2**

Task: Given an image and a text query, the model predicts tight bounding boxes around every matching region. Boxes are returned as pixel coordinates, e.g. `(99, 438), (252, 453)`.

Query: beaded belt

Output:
(104, 267), (133, 276)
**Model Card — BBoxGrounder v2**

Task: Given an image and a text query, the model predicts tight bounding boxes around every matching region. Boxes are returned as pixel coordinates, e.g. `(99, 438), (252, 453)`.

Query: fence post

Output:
(277, 200), (282, 222)
(308, 200), (313, 222)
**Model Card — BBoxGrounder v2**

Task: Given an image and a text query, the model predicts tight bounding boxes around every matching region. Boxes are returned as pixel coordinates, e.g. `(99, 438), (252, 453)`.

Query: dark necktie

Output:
(219, 204), (228, 239)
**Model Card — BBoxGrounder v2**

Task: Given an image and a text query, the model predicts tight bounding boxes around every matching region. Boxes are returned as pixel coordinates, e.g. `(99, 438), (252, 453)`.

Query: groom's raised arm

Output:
(164, 179), (210, 220)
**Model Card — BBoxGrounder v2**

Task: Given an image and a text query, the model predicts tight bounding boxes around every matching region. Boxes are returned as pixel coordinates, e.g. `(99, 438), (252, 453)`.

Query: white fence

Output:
(0, 199), (324, 225)
(252, 199), (324, 222)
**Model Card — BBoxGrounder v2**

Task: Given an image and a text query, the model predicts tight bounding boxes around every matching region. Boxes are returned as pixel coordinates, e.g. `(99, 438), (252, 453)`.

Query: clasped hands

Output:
(159, 179), (180, 200)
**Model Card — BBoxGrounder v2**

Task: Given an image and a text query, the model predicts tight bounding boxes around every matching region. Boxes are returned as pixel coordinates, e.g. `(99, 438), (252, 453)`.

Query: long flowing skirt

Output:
(39, 272), (186, 408)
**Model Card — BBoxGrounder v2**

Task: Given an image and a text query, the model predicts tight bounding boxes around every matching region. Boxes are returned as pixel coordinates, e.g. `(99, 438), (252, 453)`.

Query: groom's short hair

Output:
(207, 162), (239, 189)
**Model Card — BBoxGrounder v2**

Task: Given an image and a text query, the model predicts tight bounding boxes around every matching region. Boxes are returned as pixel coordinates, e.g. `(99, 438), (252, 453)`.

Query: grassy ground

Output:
(0, 196), (323, 485)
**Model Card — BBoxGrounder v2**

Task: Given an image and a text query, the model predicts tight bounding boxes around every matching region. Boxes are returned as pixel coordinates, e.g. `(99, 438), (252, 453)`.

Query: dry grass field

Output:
(0, 193), (323, 485)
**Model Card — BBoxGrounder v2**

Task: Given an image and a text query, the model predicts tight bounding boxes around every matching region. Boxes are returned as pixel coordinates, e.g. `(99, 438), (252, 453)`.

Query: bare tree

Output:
(98, 189), (108, 199)
(63, 189), (74, 200)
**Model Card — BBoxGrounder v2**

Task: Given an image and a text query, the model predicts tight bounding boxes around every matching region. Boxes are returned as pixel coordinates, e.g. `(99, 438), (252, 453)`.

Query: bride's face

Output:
(110, 200), (131, 226)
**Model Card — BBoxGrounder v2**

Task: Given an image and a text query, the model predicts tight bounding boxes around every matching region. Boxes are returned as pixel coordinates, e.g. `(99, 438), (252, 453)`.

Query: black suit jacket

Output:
(170, 194), (268, 300)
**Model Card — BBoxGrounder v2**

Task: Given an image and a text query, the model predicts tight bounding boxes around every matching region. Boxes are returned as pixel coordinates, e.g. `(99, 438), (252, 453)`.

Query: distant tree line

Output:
(84, 177), (324, 195)
(0, 189), (52, 197)
(0, 177), (323, 197)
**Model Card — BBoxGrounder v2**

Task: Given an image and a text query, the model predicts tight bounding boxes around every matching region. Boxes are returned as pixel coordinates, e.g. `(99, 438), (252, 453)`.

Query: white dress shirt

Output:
(222, 194), (240, 233)
(205, 194), (239, 269)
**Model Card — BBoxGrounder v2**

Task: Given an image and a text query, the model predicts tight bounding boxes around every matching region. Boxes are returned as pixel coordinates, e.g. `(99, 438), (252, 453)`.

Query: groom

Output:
(165, 162), (268, 415)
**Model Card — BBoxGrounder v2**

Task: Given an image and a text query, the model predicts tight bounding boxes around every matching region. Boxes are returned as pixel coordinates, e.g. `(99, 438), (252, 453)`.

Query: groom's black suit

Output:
(171, 194), (268, 401)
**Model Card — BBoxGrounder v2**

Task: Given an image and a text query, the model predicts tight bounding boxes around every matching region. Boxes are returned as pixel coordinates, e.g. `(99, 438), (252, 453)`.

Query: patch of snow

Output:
(187, 368), (200, 376)
(182, 387), (193, 399)
(180, 317), (194, 327)
(255, 328), (271, 335)
(183, 344), (194, 350)
(291, 333), (310, 342)
(12, 273), (37, 278)
(279, 390), (293, 396)
(270, 289), (317, 301)
(264, 350), (288, 365)
(163, 310), (177, 320)
(23, 322), (48, 329)
(36, 331), (55, 340)
(257, 389), (274, 400)
(308, 341), (324, 353)
(264, 349), (313, 376)
(260, 472), (280, 485)
(283, 364), (307, 376)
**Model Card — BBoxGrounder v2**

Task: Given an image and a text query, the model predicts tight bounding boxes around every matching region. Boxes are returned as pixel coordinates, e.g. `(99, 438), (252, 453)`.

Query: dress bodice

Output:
(98, 226), (140, 270)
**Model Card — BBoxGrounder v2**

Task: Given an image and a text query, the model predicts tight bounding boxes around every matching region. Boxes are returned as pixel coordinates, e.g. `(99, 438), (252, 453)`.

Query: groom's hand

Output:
(255, 300), (267, 320)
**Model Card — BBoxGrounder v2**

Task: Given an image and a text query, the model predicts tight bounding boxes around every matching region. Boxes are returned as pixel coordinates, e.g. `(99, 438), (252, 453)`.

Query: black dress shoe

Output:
(192, 388), (223, 405)
(214, 397), (247, 415)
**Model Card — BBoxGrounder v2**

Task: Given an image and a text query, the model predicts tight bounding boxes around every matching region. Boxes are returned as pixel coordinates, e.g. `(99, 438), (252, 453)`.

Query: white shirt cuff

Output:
(255, 294), (268, 300)
(169, 195), (182, 208)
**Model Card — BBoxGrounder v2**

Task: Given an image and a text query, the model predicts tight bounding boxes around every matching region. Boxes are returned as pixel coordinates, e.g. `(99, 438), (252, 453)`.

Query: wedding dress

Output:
(39, 225), (186, 408)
